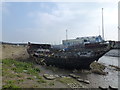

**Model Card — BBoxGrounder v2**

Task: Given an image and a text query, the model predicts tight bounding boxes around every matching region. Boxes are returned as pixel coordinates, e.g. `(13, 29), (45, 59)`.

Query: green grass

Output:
(37, 79), (46, 83)
(3, 80), (20, 89)
(16, 74), (23, 78)
(16, 79), (24, 83)
(49, 82), (54, 86)
(3, 84), (20, 89)
(2, 59), (40, 75)
(6, 80), (15, 84)
(58, 77), (77, 84)
(37, 76), (46, 83)
(2, 59), (43, 88)
(26, 77), (33, 80)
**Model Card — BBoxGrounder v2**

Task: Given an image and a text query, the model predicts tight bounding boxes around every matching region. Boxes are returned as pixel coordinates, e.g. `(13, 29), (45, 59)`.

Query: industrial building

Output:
(62, 35), (104, 46)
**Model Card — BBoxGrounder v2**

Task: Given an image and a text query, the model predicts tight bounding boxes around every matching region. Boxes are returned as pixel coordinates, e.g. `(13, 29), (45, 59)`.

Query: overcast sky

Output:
(2, 1), (118, 44)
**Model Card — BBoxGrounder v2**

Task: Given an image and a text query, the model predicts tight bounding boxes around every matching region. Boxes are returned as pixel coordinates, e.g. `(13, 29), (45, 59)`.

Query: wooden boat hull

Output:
(27, 41), (115, 69)
(44, 52), (106, 69)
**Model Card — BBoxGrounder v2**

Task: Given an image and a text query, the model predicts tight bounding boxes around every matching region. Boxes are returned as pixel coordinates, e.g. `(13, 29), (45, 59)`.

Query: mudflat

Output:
(1, 44), (119, 89)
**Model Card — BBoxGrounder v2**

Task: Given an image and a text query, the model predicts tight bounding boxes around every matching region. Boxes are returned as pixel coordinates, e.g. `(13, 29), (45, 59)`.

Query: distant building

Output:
(62, 35), (104, 46)
(114, 41), (120, 49)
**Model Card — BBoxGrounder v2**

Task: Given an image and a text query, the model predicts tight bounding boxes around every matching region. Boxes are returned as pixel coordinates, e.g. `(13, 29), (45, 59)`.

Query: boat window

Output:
(84, 39), (87, 42)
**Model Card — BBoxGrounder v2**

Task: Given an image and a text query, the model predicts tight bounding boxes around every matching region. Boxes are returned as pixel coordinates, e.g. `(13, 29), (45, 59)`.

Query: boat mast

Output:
(98, 26), (100, 35)
(102, 8), (104, 40)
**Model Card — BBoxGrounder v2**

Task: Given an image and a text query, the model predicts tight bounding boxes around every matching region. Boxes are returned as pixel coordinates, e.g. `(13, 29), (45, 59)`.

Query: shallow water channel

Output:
(86, 55), (119, 88)
(84, 49), (119, 88)
(87, 49), (119, 88)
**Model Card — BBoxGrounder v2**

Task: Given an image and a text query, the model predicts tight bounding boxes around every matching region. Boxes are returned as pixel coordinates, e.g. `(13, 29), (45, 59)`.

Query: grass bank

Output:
(2, 59), (47, 88)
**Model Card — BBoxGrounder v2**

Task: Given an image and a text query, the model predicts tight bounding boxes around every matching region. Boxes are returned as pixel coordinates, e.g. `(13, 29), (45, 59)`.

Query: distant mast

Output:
(102, 8), (104, 40)
(98, 26), (100, 35)
(66, 29), (68, 40)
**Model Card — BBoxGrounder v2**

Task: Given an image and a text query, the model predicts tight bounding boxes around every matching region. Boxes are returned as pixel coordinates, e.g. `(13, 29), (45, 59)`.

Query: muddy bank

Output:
(1, 44), (29, 60)
(34, 53), (119, 88)
(34, 61), (118, 88)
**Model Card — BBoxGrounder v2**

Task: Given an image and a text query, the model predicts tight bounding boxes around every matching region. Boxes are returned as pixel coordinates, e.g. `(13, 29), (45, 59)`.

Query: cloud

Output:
(0, 2), (2, 41)
(2, 0), (119, 2)
(3, 2), (118, 43)
(2, 2), (11, 15)
(27, 2), (118, 43)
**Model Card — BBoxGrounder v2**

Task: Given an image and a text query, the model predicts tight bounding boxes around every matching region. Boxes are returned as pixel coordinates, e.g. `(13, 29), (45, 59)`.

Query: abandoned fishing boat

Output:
(27, 41), (115, 69)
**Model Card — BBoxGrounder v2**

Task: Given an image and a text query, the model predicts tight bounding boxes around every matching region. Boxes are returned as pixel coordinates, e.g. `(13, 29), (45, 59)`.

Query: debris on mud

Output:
(34, 58), (46, 65)
(81, 70), (91, 74)
(109, 85), (118, 90)
(72, 69), (78, 73)
(67, 83), (86, 88)
(77, 79), (90, 84)
(91, 69), (108, 75)
(90, 61), (108, 75)
(90, 61), (106, 70)
(109, 65), (120, 71)
(43, 74), (59, 80)
(99, 86), (108, 90)
(99, 85), (118, 90)
(60, 76), (71, 78)
(69, 74), (80, 79)
(69, 74), (90, 84)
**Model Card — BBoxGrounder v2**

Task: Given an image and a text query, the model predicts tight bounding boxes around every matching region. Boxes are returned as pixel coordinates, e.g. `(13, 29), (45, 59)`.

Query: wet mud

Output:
(36, 49), (119, 88)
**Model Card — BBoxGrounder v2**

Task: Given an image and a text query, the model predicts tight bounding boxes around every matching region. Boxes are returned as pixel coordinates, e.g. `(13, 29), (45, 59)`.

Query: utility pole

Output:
(102, 8), (104, 40)
(118, 26), (120, 30)
(118, 26), (120, 41)
(66, 29), (68, 40)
